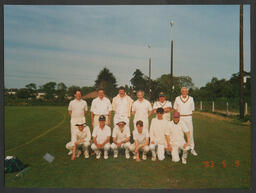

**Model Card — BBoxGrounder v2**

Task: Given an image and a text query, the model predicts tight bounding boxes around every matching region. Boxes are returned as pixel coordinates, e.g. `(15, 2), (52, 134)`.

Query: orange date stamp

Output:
(202, 160), (240, 168)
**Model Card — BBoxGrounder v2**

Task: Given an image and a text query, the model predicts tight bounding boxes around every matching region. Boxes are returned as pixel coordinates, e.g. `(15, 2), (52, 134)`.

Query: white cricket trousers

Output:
(129, 143), (149, 154)
(180, 116), (195, 150)
(70, 117), (86, 140)
(171, 142), (188, 162)
(149, 143), (166, 160)
(111, 142), (131, 151)
(93, 115), (109, 127)
(66, 141), (90, 151)
(91, 143), (110, 152)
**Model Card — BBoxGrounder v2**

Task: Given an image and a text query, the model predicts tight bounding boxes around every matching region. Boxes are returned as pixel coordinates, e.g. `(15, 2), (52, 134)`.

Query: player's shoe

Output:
(76, 150), (82, 158)
(113, 150), (118, 158)
(104, 151), (109, 159)
(182, 157), (187, 164)
(125, 150), (130, 159)
(68, 150), (73, 155)
(84, 150), (89, 159)
(133, 155), (136, 159)
(191, 149), (198, 156)
(142, 153), (147, 160)
(96, 151), (101, 159)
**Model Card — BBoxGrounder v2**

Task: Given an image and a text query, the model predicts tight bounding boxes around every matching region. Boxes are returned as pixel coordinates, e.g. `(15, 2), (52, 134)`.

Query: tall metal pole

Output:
(170, 20), (174, 100)
(148, 44), (152, 101)
(239, 4), (244, 119)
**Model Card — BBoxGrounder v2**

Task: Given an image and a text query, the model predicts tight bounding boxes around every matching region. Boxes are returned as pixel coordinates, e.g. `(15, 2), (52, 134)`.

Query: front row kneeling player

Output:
(66, 120), (91, 160)
(165, 111), (191, 164)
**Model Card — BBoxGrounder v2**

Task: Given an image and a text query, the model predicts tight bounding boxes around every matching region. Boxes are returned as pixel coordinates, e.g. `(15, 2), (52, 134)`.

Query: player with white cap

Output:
(65, 120), (91, 160)
(112, 86), (134, 126)
(165, 111), (191, 164)
(153, 92), (172, 121)
(129, 120), (150, 162)
(131, 90), (152, 132)
(173, 87), (198, 156)
(110, 119), (131, 159)
(149, 107), (169, 161)
(91, 115), (111, 159)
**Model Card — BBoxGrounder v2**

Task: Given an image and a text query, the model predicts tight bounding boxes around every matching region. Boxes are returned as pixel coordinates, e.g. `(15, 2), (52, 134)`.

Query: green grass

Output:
(4, 106), (251, 189)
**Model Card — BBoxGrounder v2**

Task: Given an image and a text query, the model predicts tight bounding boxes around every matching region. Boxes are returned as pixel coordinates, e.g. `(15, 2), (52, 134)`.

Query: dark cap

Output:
(159, 92), (165, 97)
(156, 107), (164, 114)
(99, 115), (106, 121)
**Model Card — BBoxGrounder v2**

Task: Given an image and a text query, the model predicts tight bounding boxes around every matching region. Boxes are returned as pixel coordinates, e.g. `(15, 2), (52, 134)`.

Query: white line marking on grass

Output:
(6, 110), (67, 153)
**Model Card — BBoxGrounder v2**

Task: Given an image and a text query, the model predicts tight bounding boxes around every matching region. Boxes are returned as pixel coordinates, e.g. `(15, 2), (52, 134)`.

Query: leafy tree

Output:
(56, 82), (67, 101)
(130, 69), (147, 92)
(81, 86), (95, 96)
(25, 83), (37, 98)
(16, 88), (31, 99)
(95, 67), (117, 98)
(40, 82), (57, 101)
(67, 86), (81, 97)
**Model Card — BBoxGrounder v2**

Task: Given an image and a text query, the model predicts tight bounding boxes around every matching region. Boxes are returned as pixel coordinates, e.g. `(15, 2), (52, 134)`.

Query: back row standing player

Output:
(68, 90), (88, 155)
(112, 86), (134, 126)
(173, 87), (198, 156)
(153, 92), (172, 121)
(131, 90), (152, 132)
(90, 89), (112, 127)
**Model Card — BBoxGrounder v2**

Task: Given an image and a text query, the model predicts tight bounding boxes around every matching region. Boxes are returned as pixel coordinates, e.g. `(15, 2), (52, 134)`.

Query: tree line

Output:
(5, 67), (251, 107)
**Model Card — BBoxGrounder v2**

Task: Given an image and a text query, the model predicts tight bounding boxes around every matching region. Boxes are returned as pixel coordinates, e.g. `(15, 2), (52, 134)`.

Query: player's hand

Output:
(150, 142), (155, 144)
(183, 143), (189, 149)
(117, 143), (122, 148)
(96, 144), (101, 149)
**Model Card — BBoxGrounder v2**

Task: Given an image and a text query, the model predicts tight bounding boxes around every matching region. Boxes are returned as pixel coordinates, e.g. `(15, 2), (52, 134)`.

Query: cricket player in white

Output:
(112, 86), (134, 126)
(91, 115), (111, 159)
(173, 87), (198, 156)
(91, 89), (112, 128)
(165, 111), (190, 164)
(153, 92), (172, 121)
(68, 90), (88, 155)
(132, 90), (152, 132)
(111, 119), (131, 159)
(65, 120), (91, 160)
(130, 120), (150, 162)
(149, 107), (169, 161)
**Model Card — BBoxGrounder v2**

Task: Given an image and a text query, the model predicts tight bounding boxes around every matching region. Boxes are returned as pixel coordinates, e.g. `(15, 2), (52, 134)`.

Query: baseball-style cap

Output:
(116, 119), (126, 125)
(75, 120), (86, 126)
(99, 115), (106, 121)
(156, 107), (164, 114)
(173, 111), (180, 118)
(159, 92), (165, 97)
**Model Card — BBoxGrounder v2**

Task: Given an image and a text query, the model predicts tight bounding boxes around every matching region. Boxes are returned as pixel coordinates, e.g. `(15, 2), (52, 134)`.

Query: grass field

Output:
(4, 106), (251, 189)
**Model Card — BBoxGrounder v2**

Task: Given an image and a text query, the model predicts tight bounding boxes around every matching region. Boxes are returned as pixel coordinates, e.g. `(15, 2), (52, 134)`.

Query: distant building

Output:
(83, 91), (98, 99)
(36, 92), (46, 99)
(7, 91), (16, 95)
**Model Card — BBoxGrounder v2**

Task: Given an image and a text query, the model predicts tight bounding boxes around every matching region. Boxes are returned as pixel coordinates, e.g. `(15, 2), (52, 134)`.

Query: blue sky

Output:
(4, 5), (250, 89)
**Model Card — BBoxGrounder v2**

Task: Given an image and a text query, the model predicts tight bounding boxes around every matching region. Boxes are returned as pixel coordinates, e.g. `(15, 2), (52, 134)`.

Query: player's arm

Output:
(141, 137), (149, 147)
(108, 111), (111, 126)
(134, 139), (140, 153)
(90, 112), (94, 127)
(164, 107), (172, 113)
(93, 136), (99, 148)
(71, 144), (77, 160)
(113, 137), (118, 145)
(68, 110), (72, 117)
(122, 136), (130, 144)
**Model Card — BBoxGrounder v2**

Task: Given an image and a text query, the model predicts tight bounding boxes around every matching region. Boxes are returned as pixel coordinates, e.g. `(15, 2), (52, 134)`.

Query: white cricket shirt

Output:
(92, 125), (111, 144)
(71, 126), (91, 146)
(91, 97), (112, 115)
(149, 117), (169, 146)
(173, 95), (195, 115)
(133, 129), (149, 145)
(132, 99), (152, 120)
(112, 125), (131, 143)
(165, 120), (189, 145)
(68, 99), (88, 118)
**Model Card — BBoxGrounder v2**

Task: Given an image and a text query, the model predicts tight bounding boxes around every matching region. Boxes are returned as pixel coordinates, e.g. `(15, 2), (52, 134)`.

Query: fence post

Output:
(245, 102), (248, 116)
(212, 101), (215, 112)
(200, 101), (202, 111)
(226, 102), (229, 115)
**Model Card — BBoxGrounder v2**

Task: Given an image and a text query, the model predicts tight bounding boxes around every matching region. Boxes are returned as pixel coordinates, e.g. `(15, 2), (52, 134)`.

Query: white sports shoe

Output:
(96, 151), (101, 159)
(114, 150), (118, 158)
(84, 150), (89, 159)
(104, 151), (109, 159)
(142, 153), (147, 160)
(68, 150), (73, 155)
(191, 149), (198, 156)
(125, 151), (130, 159)
(182, 157), (187, 164)
(76, 150), (82, 158)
